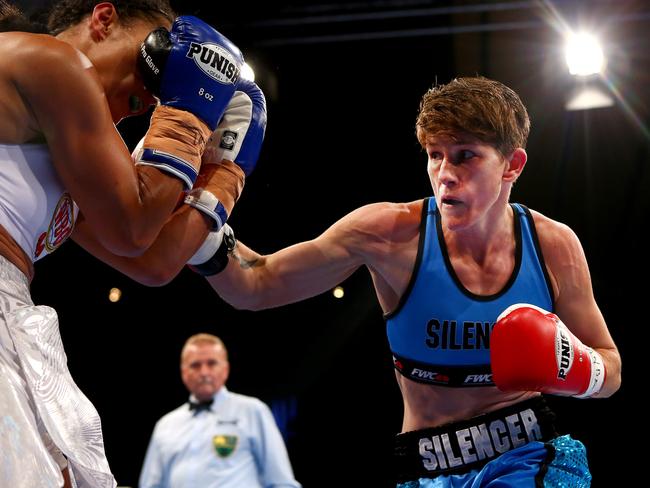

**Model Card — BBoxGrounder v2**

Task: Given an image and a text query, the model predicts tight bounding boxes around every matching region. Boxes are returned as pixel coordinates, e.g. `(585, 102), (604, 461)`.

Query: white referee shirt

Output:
(139, 386), (301, 488)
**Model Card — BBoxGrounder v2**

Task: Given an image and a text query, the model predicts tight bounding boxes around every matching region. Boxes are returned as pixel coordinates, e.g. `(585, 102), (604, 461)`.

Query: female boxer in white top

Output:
(0, 2), (249, 487)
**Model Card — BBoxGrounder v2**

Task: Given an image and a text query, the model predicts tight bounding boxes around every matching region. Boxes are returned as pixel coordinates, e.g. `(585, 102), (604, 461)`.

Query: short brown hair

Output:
(416, 76), (530, 156)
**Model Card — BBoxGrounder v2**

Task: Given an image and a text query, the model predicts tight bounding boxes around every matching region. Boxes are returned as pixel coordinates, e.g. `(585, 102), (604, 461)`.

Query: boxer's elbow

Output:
(100, 227), (156, 258)
(135, 268), (177, 287)
(597, 374), (621, 398)
(124, 259), (184, 287)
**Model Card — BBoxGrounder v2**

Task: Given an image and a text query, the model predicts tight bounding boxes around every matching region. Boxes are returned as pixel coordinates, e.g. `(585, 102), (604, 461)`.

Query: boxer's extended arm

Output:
(206, 203), (392, 310)
(72, 201), (372, 291)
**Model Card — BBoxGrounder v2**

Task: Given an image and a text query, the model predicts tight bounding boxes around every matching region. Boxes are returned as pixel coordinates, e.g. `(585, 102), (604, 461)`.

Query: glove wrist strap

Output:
(188, 225), (236, 276)
(573, 347), (606, 398)
(184, 188), (228, 231)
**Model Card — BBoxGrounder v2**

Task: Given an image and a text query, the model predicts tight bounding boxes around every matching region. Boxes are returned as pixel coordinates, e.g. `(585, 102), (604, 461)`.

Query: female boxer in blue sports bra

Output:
(195, 76), (622, 487)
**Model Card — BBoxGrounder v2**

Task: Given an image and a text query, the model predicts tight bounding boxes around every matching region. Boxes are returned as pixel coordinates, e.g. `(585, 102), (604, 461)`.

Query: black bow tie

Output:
(189, 399), (213, 412)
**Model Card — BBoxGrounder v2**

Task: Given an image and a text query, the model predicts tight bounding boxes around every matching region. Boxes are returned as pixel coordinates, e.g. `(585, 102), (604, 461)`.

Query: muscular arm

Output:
(72, 204), (211, 286)
(207, 203), (399, 310)
(13, 34), (183, 256)
(70, 156), (252, 285)
(535, 212), (622, 397)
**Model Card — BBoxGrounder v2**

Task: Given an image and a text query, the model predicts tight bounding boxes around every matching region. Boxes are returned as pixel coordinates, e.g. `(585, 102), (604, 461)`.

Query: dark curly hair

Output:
(48, 0), (175, 35)
(0, 0), (47, 32)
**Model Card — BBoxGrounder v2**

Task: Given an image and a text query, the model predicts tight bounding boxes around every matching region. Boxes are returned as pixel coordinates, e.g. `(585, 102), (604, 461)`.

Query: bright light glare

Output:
(241, 63), (255, 82)
(108, 287), (122, 303)
(565, 33), (605, 76)
(565, 84), (614, 111)
(332, 286), (344, 299)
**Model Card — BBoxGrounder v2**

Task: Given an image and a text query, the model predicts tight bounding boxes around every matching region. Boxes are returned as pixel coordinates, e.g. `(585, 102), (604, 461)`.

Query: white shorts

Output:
(0, 255), (116, 488)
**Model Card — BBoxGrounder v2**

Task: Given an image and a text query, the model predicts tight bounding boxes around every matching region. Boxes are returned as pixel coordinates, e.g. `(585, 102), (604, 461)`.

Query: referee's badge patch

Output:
(213, 435), (238, 458)
(219, 130), (237, 150)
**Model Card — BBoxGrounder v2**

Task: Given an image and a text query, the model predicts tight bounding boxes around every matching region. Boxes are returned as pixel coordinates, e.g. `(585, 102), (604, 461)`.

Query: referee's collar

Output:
(188, 386), (229, 412)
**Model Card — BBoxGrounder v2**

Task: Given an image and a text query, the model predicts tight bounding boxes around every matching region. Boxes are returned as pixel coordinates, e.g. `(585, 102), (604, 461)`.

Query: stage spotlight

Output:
(564, 31), (613, 111)
(565, 32), (605, 76)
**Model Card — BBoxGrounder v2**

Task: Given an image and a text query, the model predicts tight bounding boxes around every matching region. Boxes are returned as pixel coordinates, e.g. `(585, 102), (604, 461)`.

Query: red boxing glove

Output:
(491, 304), (606, 398)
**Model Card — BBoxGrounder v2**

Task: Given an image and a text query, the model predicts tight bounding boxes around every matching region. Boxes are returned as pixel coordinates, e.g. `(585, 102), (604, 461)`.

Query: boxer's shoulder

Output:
(336, 200), (422, 242)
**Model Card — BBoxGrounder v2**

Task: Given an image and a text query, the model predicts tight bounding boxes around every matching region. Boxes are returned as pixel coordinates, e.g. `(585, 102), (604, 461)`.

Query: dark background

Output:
(17, 0), (649, 486)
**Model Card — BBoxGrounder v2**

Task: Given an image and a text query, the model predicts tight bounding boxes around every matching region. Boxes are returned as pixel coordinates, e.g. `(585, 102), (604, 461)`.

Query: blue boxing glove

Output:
(204, 78), (267, 175)
(139, 15), (243, 129)
(184, 79), (267, 230)
(136, 16), (244, 190)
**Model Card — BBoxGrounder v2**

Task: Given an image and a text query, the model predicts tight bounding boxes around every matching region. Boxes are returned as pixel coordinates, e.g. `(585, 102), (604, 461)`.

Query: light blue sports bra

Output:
(385, 197), (553, 387)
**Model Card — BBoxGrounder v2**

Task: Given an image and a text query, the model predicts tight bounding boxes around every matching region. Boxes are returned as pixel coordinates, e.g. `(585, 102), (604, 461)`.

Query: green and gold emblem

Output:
(212, 435), (238, 458)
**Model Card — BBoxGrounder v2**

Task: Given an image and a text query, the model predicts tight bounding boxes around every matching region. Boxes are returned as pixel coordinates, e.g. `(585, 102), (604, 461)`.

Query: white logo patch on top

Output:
(186, 42), (240, 84)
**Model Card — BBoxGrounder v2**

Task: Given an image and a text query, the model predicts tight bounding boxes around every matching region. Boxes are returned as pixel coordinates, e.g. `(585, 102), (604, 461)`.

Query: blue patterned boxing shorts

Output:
(394, 397), (590, 487)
